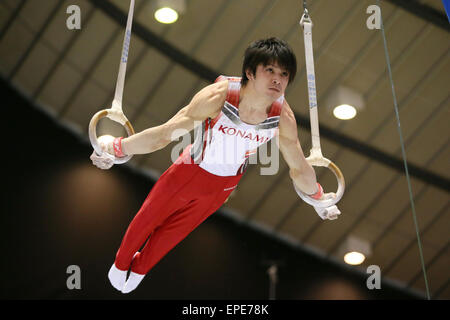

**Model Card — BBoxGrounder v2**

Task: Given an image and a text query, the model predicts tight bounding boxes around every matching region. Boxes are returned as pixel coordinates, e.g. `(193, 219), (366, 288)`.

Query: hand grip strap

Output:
(113, 137), (126, 158)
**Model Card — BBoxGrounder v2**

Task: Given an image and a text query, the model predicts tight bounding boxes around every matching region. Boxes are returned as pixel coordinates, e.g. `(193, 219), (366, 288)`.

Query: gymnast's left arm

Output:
(278, 101), (319, 196)
(278, 101), (340, 220)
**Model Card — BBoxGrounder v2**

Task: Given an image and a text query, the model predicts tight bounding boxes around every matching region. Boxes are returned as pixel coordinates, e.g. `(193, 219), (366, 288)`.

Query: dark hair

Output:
(241, 37), (297, 86)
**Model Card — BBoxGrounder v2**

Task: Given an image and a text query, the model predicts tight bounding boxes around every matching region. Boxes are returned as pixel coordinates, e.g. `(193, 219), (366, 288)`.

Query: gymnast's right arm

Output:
(100, 80), (227, 159)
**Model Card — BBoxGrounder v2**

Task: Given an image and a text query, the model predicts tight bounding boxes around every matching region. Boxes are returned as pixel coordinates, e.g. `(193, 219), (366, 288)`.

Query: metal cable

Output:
(376, 0), (431, 300)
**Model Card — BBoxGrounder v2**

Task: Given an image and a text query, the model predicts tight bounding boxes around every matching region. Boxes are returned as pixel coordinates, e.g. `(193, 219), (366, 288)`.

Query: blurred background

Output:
(0, 0), (448, 299)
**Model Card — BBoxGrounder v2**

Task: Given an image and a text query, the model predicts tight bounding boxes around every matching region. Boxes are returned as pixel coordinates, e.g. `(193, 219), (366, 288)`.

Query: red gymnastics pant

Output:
(114, 145), (243, 275)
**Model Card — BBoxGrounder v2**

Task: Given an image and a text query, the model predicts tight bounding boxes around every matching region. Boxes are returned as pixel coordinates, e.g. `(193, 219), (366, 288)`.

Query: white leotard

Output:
(191, 76), (284, 176)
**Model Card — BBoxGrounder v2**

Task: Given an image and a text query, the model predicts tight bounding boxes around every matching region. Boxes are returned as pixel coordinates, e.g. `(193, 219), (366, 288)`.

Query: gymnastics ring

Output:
(295, 148), (345, 208)
(297, 3), (345, 208)
(88, 0), (136, 165)
(88, 106), (135, 164)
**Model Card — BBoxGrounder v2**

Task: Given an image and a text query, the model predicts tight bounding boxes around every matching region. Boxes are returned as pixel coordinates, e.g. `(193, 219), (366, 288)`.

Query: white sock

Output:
(122, 272), (145, 294)
(108, 263), (128, 292)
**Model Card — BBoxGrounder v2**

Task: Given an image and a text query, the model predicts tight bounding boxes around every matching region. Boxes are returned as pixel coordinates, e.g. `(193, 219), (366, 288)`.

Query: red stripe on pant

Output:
(114, 145), (243, 275)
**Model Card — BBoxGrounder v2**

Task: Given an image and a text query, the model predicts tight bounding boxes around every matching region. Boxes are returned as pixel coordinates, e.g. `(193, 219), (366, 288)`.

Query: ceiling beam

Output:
(89, 0), (217, 81)
(385, 0), (450, 33)
(89, 0), (450, 193)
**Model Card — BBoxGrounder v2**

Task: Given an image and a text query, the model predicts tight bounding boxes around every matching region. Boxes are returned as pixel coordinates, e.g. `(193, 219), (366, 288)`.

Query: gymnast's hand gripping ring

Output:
(88, 105), (135, 164)
(295, 148), (345, 208)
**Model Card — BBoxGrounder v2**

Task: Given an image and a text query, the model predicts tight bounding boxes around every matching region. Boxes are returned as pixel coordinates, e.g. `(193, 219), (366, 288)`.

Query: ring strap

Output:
(301, 14), (321, 151)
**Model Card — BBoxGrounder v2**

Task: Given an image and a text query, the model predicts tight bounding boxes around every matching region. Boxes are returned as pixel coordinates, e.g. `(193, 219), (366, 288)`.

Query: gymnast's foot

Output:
(122, 272), (145, 294)
(108, 263), (128, 292)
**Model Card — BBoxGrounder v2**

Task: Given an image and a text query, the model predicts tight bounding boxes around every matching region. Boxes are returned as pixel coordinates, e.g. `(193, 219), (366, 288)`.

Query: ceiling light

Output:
(155, 7), (178, 24)
(344, 251), (366, 265)
(154, 0), (186, 24)
(338, 236), (372, 266)
(333, 104), (357, 120)
(327, 86), (365, 120)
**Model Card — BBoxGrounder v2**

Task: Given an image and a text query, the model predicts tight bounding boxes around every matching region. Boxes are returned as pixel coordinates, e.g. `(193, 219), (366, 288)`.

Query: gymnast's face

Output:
(246, 63), (289, 100)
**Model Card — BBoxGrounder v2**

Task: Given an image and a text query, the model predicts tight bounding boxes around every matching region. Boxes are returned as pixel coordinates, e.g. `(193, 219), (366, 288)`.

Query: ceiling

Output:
(0, 0), (448, 299)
